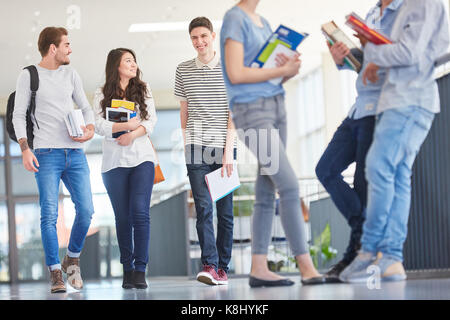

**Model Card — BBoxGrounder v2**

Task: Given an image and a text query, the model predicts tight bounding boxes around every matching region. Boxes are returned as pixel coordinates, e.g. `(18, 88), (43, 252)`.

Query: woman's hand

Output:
(126, 117), (141, 131)
(116, 131), (136, 146)
(280, 54), (302, 78)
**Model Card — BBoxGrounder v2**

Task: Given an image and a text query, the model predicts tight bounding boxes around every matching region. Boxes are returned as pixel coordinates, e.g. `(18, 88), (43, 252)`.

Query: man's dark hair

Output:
(189, 17), (213, 34)
(38, 27), (68, 57)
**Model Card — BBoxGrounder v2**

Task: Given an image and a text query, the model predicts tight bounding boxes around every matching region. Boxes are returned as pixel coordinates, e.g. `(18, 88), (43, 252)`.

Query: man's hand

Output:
(22, 149), (39, 172)
(354, 33), (369, 48)
(221, 149), (234, 178)
(72, 124), (95, 143)
(327, 41), (350, 66)
(116, 131), (135, 146)
(362, 63), (380, 85)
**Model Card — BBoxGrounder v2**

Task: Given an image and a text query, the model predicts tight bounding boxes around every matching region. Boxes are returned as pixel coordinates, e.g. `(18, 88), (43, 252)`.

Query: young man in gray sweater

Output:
(13, 27), (95, 293)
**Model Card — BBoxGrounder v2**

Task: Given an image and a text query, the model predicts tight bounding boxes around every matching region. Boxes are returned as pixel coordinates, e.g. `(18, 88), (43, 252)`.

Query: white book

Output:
(65, 109), (86, 137)
(263, 44), (298, 85)
(205, 163), (241, 202)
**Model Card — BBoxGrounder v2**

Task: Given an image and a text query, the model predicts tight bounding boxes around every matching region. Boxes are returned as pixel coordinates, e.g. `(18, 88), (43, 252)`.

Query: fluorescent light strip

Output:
(129, 20), (222, 33)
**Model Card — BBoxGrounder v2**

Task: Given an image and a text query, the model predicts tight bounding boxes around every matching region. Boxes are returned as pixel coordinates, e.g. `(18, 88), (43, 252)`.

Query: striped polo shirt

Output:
(175, 53), (233, 148)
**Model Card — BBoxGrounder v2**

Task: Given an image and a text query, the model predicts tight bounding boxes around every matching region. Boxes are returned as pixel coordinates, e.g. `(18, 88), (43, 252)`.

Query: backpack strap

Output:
(24, 65), (40, 129)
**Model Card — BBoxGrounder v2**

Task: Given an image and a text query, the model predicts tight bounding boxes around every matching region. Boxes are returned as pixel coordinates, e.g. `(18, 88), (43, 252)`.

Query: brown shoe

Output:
(50, 269), (66, 293)
(61, 255), (83, 290)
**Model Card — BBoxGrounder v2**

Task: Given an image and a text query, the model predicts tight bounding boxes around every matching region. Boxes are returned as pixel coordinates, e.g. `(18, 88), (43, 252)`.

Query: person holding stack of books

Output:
(221, 0), (325, 287)
(93, 48), (157, 289)
(316, 0), (404, 282)
(340, 0), (449, 283)
(12, 26), (95, 294)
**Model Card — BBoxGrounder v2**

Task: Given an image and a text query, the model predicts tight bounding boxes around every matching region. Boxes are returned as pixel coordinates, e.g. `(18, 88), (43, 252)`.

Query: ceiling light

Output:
(129, 20), (222, 33)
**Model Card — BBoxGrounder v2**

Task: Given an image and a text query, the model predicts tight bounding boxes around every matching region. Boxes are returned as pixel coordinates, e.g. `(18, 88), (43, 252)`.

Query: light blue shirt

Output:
(346, 0), (403, 120)
(365, 0), (450, 114)
(220, 6), (285, 111)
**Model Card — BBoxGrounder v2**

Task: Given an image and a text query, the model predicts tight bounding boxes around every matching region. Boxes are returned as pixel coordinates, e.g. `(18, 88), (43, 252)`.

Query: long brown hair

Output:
(100, 48), (149, 120)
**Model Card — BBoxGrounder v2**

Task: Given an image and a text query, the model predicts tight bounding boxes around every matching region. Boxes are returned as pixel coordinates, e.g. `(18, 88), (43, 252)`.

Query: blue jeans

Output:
(34, 148), (94, 268)
(232, 94), (308, 257)
(102, 161), (155, 273)
(186, 145), (234, 272)
(362, 106), (434, 261)
(315, 116), (375, 262)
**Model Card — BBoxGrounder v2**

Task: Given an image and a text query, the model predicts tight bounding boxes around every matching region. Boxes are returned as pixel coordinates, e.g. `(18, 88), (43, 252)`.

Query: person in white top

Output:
(93, 48), (157, 289)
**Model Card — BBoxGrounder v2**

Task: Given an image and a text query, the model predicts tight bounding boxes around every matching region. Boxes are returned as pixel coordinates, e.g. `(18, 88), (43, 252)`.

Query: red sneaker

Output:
(217, 269), (228, 285)
(196, 265), (219, 285)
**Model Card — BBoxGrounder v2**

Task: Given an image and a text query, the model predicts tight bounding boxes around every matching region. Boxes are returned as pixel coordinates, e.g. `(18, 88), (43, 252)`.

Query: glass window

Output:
(0, 202), (9, 282)
(0, 118), (5, 157)
(340, 70), (358, 115)
(297, 69), (325, 137)
(84, 134), (103, 154)
(15, 202), (46, 281)
(154, 150), (187, 192)
(9, 141), (21, 157)
(0, 161), (5, 196)
(151, 109), (183, 150)
(12, 158), (39, 196)
(299, 129), (326, 177)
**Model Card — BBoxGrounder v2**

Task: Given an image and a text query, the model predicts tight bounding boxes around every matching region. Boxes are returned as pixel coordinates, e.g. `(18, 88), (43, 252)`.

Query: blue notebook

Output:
(251, 24), (309, 85)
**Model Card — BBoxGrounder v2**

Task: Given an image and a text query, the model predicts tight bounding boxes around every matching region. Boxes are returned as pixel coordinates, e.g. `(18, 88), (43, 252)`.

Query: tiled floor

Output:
(1, 276), (450, 300)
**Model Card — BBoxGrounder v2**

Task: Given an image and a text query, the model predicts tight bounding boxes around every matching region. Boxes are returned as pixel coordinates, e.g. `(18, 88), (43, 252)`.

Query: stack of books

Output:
(345, 12), (393, 45)
(107, 99), (136, 139)
(65, 109), (86, 137)
(321, 21), (363, 72)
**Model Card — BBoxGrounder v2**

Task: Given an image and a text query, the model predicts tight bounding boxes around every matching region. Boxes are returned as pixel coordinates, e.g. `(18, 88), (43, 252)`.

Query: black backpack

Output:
(6, 65), (40, 150)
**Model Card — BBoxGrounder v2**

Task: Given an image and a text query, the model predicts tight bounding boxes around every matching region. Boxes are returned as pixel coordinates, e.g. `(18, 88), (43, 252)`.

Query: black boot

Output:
(133, 271), (148, 289)
(122, 270), (135, 289)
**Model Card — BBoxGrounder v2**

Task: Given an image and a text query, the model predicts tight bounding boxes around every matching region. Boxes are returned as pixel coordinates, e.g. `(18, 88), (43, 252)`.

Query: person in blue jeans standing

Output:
(12, 27), (95, 293)
(175, 17), (236, 286)
(94, 48), (157, 289)
(221, 0), (325, 287)
(315, 0), (403, 281)
(340, 0), (450, 283)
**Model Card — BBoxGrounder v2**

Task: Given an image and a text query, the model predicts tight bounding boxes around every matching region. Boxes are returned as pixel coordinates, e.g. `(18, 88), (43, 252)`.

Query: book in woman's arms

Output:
(251, 24), (309, 85)
(111, 99), (135, 111)
(106, 107), (136, 139)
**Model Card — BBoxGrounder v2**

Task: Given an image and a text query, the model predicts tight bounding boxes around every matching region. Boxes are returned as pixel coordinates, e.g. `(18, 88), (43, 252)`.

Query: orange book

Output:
(345, 12), (393, 45)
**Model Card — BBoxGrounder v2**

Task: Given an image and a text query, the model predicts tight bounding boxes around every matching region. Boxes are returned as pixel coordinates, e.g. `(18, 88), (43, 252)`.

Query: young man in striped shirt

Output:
(175, 17), (236, 286)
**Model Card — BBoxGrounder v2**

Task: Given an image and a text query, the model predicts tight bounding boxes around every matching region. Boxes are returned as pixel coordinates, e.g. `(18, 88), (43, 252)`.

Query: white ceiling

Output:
(0, 0), (377, 97)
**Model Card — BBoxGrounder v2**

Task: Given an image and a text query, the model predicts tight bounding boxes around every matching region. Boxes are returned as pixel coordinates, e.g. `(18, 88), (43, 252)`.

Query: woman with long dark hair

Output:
(93, 48), (157, 289)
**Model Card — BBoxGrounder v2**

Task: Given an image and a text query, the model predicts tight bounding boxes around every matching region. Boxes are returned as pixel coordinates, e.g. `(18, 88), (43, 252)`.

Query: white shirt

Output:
(93, 84), (157, 173)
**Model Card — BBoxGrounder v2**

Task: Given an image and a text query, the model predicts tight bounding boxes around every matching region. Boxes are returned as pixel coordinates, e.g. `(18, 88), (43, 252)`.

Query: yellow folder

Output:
(111, 99), (135, 111)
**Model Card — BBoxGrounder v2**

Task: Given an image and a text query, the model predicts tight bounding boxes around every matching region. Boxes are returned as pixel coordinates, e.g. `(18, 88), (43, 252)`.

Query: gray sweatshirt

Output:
(12, 64), (95, 149)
